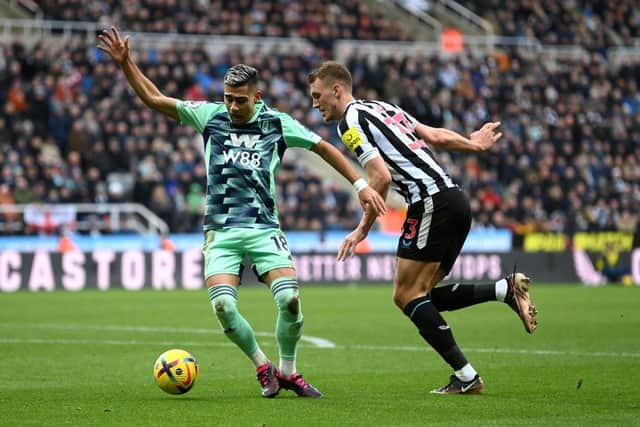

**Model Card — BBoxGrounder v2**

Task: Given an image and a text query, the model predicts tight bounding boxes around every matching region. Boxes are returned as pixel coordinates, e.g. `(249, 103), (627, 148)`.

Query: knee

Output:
(274, 287), (300, 316)
(393, 275), (432, 310)
(392, 282), (410, 310)
(286, 295), (300, 315)
(211, 294), (236, 319)
(392, 290), (409, 310)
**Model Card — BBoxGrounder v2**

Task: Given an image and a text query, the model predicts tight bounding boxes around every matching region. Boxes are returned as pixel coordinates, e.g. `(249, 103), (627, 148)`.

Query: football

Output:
(153, 349), (199, 395)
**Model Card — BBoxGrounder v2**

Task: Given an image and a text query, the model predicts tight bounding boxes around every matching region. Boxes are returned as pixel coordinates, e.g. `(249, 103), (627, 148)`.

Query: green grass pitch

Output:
(2, 285), (639, 426)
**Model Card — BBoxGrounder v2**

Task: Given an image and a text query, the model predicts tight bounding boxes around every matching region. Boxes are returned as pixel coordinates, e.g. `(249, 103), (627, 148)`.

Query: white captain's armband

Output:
(341, 127), (364, 152)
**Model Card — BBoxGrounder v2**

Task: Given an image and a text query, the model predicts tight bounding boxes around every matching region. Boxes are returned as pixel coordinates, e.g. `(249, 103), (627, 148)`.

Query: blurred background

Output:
(0, 0), (638, 289)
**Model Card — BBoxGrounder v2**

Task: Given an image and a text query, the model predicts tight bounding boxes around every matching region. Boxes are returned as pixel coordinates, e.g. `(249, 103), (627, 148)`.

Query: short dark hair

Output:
(224, 64), (259, 88)
(308, 61), (352, 90)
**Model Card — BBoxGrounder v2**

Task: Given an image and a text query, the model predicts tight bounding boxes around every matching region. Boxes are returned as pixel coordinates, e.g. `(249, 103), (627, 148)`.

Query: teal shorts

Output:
(202, 228), (295, 280)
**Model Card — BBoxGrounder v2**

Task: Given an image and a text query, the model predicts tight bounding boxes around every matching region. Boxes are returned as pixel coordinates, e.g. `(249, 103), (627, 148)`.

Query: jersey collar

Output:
(342, 99), (358, 117)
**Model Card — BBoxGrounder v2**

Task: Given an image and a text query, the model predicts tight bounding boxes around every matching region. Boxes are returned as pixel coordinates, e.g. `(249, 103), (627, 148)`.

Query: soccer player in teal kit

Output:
(99, 27), (386, 398)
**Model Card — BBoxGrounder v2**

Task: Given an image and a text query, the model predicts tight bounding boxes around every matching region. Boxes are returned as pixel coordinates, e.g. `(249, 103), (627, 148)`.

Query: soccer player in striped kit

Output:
(308, 61), (538, 394)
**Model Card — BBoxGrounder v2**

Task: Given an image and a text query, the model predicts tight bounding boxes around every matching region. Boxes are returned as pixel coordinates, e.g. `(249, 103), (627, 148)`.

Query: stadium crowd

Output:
(37, 0), (413, 55)
(345, 49), (640, 236)
(38, 1), (640, 51)
(1, 0), (639, 239)
(0, 39), (363, 235)
(461, 0), (639, 49)
(1, 36), (638, 239)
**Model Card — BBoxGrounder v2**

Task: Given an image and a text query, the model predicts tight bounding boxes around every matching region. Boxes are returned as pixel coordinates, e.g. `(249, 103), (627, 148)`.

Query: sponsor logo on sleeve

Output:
(183, 100), (205, 109)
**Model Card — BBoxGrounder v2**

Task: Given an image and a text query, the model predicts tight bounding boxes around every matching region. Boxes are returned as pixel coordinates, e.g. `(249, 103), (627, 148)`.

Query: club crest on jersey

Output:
(341, 127), (364, 152)
(259, 120), (271, 133)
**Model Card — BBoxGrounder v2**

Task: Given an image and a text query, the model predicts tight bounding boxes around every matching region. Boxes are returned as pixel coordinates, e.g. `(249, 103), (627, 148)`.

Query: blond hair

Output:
(308, 61), (353, 91)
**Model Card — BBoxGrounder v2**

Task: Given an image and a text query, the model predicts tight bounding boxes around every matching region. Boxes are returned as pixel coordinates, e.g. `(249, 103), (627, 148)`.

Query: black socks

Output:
(430, 283), (496, 312)
(403, 296), (468, 370)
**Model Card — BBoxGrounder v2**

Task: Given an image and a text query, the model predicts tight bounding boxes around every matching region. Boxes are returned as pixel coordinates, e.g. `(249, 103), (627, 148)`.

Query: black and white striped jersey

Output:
(337, 100), (457, 205)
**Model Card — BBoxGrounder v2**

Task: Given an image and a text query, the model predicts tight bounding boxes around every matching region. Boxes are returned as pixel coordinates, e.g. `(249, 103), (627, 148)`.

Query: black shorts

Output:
(397, 187), (471, 275)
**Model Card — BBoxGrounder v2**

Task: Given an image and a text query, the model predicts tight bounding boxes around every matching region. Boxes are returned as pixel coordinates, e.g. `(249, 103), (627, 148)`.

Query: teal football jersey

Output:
(176, 100), (321, 230)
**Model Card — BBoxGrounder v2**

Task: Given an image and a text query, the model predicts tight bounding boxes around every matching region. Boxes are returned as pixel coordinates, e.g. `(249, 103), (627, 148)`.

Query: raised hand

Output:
(469, 121), (502, 151)
(97, 26), (130, 66)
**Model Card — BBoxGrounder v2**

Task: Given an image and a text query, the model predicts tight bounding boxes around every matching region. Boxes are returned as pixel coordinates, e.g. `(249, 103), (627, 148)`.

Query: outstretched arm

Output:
(415, 121), (502, 152)
(311, 140), (387, 217)
(97, 26), (179, 121)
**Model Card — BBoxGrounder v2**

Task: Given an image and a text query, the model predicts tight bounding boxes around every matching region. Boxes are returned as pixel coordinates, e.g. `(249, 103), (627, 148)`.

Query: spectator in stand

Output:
(38, 0), (413, 54)
(458, 0), (620, 50)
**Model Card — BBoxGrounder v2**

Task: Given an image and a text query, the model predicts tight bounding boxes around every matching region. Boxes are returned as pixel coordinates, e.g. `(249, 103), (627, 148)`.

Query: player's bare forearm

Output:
(358, 203), (378, 236)
(335, 156), (391, 262)
(312, 141), (387, 216)
(120, 57), (179, 121)
(98, 27), (179, 120)
(416, 122), (501, 152)
(358, 157), (391, 235)
(311, 140), (360, 183)
(364, 157), (391, 200)
(416, 124), (475, 151)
